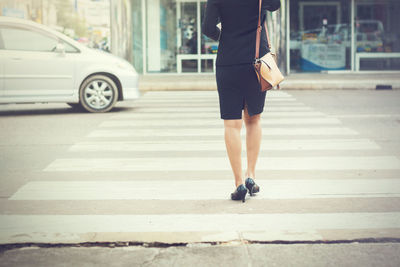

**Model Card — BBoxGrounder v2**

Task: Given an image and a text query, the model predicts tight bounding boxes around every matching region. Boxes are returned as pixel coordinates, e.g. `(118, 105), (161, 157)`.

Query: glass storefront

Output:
(140, 0), (214, 74)
(354, 0), (400, 71)
(131, 0), (143, 73)
(2, 0), (398, 74)
(289, 0), (351, 72)
(289, 0), (400, 73)
(144, 0), (177, 73)
(129, 0), (399, 74)
(178, 1), (198, 72)
(201, 1), (219, 73)
(0, 0), (111, 51)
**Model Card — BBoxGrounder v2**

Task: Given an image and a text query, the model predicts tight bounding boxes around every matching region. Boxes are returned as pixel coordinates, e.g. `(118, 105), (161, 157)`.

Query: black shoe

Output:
(231, 184), (247, 203)
(245, 178), (260, 196)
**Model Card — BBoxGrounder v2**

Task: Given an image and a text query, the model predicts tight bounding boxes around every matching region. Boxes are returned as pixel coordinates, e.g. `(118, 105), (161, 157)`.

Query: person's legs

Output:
(223, 119), (243, 187)
(243, 106), (262, 179)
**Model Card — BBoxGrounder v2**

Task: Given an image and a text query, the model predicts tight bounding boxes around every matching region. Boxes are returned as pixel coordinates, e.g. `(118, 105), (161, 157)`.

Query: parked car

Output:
(356, 20), (384, 52)
(291, 20), (384, 50)
(0, 16), (140, 112)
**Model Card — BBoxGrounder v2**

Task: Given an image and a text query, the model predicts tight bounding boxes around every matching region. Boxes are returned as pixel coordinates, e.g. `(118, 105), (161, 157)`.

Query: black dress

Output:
(202, 0), (281, 120)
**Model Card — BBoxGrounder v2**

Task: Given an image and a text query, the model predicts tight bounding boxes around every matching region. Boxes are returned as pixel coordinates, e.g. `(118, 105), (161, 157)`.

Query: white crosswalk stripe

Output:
(134, 102), (307, 107)
(10, 179), (400, 200)
(69, 139), (380, 152)
(43, 156), (400, 172)
(99, 118), (342, 127)
(4, 90), (400, 244)
(112, 111), (327, 119)
(142, 90), (293, 98)
(135, 97), (297, 103)
(88, 127), (359, 137)
(128, 106), (314, 112)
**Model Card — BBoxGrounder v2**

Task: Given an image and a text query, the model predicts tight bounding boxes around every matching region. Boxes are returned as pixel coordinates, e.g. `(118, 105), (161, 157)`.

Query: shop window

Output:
(182, 60), (198, 72)
(290, 0), (351, 72)
(200, 2), (218, 56)
(131, 0), (143, 73)
(201, 59), (214, 72)
(178, 2), (197, 55)
(355, 0), (400, 71)
(145, 0), (177, 73)
(144, 0), (214, 73)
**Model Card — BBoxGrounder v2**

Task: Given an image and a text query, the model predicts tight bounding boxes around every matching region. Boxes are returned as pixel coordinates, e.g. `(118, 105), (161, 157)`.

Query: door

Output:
(176, 0), (216, 73)
(1, 25), (74, 98)
(177, 0), (199, 72)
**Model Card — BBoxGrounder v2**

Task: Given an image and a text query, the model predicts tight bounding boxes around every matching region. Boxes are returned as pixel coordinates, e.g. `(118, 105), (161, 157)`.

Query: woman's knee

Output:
(244, 112), (261, 127)
(243, 106), (260, 123)
(224, 119), (243, 130)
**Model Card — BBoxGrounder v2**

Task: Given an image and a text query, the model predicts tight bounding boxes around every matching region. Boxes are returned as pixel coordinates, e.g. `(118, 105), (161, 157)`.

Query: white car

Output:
(0, 16), (140, 112)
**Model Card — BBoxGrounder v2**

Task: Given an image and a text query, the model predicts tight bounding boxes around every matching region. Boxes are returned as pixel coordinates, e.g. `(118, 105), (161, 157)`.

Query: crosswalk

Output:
(87, 127), (359, 137)
(43, 157), (400, 171)
(69, 139), (380, 151)
(10, 179), (400, 200)
(1, 90), (400, 244)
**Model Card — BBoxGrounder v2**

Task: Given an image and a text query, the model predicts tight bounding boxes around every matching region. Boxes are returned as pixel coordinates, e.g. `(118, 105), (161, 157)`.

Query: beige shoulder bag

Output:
(253, 0), (284, 91)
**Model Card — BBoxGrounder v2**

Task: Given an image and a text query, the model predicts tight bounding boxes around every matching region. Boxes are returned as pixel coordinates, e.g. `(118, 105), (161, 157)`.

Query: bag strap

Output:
(255, 0), (272, 60)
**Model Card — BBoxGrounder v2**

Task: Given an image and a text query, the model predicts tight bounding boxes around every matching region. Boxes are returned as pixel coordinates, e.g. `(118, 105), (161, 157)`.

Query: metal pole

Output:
(176, 1), (181, 73)
(351, 0), (355, 72)
(286, 0), (290, 75)
(197, 0), (201, 73)
(141, 0), (147, 74)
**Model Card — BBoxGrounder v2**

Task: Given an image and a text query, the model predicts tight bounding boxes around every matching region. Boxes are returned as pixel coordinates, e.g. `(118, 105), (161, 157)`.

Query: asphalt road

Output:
(1, 89), (400, 266)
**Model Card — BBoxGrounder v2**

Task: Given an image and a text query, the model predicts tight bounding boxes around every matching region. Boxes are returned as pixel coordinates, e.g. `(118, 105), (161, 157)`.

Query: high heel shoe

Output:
(231, 184), (247, 203)
(245, 177), (260, 196)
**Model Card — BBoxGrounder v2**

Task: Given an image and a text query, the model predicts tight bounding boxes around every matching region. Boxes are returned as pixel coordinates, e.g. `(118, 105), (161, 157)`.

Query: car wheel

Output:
(79, 75), (118, 113)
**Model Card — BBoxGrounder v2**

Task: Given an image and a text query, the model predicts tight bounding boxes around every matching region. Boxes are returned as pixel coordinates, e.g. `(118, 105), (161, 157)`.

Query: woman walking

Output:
(202, 0), (281, 202)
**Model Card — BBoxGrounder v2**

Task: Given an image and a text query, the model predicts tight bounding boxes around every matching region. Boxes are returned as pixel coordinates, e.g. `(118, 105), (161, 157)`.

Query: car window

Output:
(0, 26), (58, 52)
(62, 40), (80, 53)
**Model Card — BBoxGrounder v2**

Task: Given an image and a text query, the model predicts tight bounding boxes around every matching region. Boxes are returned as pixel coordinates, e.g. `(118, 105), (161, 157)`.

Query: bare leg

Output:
(223, 119), (243, 188)
(243, 106), (262, 179)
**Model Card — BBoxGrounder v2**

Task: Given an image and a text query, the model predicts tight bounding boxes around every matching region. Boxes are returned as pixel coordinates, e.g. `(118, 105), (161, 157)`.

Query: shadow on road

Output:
(0, 105), (135, 117)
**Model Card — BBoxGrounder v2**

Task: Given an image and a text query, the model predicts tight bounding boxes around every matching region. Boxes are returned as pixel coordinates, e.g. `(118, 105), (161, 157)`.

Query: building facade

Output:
(1, 0), (399, 74)
(0, 0), (111, 50)
(111, 0), (400, 75)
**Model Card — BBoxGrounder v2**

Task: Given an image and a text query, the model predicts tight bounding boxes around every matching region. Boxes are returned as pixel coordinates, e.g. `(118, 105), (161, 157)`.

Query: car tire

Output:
(79, 75), (118, 113)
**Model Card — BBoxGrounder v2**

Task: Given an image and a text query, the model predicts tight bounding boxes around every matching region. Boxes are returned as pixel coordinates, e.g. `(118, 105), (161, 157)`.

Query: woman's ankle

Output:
(235, 179), (243, 188)
(245, 171), (255, 179)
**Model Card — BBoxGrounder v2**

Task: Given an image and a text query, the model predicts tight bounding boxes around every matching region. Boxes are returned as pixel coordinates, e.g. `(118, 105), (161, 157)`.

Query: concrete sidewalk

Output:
(139, 73), (400, 91)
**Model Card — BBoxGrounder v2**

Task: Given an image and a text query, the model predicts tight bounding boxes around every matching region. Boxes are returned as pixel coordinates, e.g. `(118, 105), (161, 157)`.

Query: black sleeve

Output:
(262, 0), (281, 12)
(202, 0), (221, 41)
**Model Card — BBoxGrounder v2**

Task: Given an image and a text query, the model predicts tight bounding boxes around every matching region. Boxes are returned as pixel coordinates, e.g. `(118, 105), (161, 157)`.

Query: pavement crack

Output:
(239, 233), (253, 267)
(140, 248), (162, 267)
(1, 237), (400, 253)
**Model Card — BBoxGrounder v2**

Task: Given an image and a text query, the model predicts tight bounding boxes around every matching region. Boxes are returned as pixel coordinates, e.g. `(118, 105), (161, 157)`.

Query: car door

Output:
(0, 24), (75, 98)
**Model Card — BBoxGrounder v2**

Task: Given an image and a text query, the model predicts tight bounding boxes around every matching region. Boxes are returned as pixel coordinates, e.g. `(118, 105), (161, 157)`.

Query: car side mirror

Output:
(55, 43), (65, 54)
